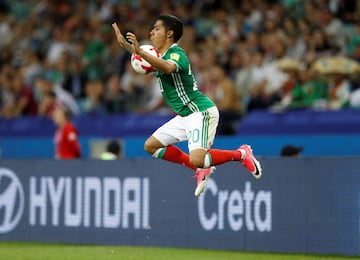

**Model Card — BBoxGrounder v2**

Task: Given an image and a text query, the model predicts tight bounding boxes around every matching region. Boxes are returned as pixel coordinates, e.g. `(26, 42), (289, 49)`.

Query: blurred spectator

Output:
(247, 51), (269, 111)
(333, 0), (358, 23)
(321, 9), (346, 53)
(61, 56), (88, 100)
(37, 90), (62, 118)
(120, 62), (149, 111)
(101, 37), (128, 79)
(350, 88), (360, 108)
(247, 49), (287, 112)
(273, 57), (303, 109)
(3, 68), (38, 118)
(50, 51), (69, 85)
(0, 65), (15, 117)
(78, 80), (107, 115)
(20, 49), (44, 88)
(136, 74), (168, 114)
(234, 50), (255, 114)
(103, 74), (128, 113)
(34, 73), (80, 115)
(348, 22), (360, 55)
(290, 68), (328, 109)
(100, 139), (122, 160)
(95, 0), (114, 22)
(327, 73), (352, 109)
(282, 17), (298, 36)
(0, 0), (359, 120)
(52, 107), (81, 159)
(46, 27), (75, 66)
(81, 17), (106, 81)
(281, 144), (303, 157)
(285, 31), (307, 60)
(0, 5), (13, 49)
(272, 58), (329, 110)
(188, 51), (206, 85)
(205, 65), (242, 135)
(309, 28), (335, 57)
(351, 43), (360, 63)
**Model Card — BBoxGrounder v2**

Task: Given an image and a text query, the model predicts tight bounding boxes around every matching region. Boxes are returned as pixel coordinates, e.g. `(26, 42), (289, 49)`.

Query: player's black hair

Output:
(157, 14), (183, 42)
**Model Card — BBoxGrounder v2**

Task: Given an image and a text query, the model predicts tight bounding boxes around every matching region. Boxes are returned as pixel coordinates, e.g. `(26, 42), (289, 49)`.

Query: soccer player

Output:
(112, 15), (262, 196)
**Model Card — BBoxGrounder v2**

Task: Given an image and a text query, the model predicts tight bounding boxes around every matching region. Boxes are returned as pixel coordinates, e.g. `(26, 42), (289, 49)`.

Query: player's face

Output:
(150, 20), (167, 51)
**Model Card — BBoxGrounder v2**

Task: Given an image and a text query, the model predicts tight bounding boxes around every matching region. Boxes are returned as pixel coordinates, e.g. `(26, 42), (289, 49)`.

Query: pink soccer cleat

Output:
(194, 166), (216, 196)
(239, 144), (262, 179)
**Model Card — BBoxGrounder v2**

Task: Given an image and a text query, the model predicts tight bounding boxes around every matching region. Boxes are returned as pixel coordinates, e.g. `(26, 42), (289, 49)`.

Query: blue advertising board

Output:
(0, 157), (359, 256)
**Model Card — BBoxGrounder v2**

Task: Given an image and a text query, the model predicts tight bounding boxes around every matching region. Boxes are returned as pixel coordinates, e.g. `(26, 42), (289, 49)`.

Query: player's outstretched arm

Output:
(112, 22), (135, 54)
(112, 22), (176, 74)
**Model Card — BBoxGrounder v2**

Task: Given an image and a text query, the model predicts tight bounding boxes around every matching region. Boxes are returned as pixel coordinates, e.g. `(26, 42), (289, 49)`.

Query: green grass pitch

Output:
(0, 242), (357, 260)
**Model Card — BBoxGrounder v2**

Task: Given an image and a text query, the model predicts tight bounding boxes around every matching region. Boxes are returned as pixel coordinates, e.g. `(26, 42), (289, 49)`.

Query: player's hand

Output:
(112, 23), (126, 47)
(112, 22), (134, 53)
(125, 32), (141, 55)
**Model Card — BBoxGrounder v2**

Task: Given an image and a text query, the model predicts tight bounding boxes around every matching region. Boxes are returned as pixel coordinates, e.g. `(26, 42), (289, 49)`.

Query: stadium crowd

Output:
(0, 0), (360, 126)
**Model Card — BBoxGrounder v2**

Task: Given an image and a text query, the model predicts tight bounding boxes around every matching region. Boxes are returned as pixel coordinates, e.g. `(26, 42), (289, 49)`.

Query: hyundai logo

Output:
(0, 168), (24, 233)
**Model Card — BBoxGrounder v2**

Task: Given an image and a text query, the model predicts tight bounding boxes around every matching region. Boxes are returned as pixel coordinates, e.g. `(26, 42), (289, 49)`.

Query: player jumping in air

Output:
(112, 14), (262, 196)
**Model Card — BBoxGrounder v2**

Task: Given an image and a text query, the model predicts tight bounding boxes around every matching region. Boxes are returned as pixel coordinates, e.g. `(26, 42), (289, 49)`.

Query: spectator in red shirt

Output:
(52, 107), (81, 159)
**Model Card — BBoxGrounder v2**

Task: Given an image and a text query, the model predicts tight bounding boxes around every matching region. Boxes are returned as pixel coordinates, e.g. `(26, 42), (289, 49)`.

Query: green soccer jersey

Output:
(155, 44), (215, 116)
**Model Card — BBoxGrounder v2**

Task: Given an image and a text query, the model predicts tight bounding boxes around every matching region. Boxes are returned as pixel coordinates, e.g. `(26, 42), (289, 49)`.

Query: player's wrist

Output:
(137, 48), (145, 57)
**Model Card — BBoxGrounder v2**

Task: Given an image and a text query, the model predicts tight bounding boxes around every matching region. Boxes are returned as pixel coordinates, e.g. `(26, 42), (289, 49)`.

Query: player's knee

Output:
(144, 139), (155, 155)
(189, 157), (204, 168)
(144, 137), (164, 155)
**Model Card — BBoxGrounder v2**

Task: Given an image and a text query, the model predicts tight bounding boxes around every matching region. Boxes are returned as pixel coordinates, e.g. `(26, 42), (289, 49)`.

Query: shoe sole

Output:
(194, 167), (216, 196)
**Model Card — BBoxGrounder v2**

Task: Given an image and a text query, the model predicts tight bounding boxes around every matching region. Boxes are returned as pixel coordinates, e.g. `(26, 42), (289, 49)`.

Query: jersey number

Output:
(188, 129), (200, 144)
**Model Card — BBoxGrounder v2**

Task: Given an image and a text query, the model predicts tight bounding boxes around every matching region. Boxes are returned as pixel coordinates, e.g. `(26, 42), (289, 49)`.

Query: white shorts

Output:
(152, 106), (219, 152)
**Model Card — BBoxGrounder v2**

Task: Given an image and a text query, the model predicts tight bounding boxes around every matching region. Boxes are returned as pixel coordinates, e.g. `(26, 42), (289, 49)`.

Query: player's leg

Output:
(203, 147), (262, 179)
(144, 116), (197, 170)
(189, 148), (216, 196)
(196, 107), (261, 178)
(187, 106), (224, 168)
(187, 107), (262, 196)
(185, 107), (219, 196)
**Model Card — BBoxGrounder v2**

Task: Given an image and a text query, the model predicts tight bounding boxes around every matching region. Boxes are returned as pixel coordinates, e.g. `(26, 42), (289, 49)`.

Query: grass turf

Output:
(0, 242), (357, 260)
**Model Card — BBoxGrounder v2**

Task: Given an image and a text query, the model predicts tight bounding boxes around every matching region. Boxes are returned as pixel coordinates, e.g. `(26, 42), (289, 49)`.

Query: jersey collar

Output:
(162, 43), (178, 57)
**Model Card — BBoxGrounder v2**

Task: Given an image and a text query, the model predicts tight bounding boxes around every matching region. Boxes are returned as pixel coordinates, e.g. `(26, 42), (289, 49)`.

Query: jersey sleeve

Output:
(166, 49), (189, 73)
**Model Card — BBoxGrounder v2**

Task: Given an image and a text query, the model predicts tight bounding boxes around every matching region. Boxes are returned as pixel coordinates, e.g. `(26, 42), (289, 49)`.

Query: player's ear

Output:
(167, 30), (173, 39)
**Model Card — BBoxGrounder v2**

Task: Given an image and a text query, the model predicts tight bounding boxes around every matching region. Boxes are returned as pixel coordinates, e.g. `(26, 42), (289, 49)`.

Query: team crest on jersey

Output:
(170, 53), (180, 61)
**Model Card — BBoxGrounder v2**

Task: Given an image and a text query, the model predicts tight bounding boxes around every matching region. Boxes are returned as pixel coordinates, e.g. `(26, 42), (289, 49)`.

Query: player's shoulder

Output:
(166, 44), (188, 63)
(167, 44), (186, 55)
